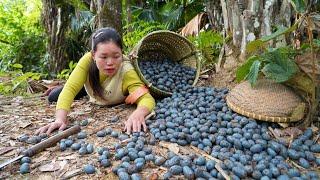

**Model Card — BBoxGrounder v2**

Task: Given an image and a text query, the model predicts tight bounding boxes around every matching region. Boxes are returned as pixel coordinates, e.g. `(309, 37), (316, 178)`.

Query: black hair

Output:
(88, 27), (123, 100)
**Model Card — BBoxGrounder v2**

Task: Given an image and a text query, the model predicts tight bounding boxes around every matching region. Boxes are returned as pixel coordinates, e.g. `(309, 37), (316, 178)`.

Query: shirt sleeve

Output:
(56, 52), (92, 111)
(122, 69), (156, 112)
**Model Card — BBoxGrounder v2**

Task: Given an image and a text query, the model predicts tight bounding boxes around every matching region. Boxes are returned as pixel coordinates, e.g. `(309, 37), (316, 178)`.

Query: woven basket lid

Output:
(226, 79), (306, 123)
(129, 30), (201, 98)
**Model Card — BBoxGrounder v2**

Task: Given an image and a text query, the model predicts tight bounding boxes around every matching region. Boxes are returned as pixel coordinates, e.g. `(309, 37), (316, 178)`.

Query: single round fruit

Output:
(20, 163), (30, 174)
(83, 164), (95, 174)
(21, 157), (31, 164)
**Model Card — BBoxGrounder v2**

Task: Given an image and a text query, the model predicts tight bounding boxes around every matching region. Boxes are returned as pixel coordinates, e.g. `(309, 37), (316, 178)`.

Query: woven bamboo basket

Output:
(129, 30), (201, 98)
(226, 79), (306, 123)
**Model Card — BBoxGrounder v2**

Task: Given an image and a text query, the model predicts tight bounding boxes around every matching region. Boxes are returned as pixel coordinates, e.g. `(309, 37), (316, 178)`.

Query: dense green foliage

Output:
(131, 0), (205, 30)
(66, 10), (94, 63)
(236, 0), (319, 87)
(236, 47), (299, 86)
(57, 61), (78, 80)
(0, 64), (43, 95)
(188, 31), (223, 67)
(0, 0), (46, 73)
(123, 21), (166, 53)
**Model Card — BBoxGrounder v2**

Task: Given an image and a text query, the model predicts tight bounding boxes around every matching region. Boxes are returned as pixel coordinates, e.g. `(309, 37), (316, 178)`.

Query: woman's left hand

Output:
(124, 106), (150, 134)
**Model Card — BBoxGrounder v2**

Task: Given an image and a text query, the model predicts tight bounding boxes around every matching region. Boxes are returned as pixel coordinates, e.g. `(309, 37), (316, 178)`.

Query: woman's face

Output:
(93, 41), (122, 76)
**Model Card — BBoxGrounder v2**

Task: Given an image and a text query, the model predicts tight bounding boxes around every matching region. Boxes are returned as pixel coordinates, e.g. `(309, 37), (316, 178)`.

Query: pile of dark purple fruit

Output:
(139, 58), (196, 92)
(16, 85), (320, 179)
(146, 85), (320, 179)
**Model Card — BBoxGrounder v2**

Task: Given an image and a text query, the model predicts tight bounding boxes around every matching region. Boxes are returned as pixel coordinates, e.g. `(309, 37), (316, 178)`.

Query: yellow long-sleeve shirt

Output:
(56, 52), (155, 112)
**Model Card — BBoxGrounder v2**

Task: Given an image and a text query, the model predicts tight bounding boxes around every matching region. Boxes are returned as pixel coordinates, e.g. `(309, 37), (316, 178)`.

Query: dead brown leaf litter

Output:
(0, 96), (202, 179)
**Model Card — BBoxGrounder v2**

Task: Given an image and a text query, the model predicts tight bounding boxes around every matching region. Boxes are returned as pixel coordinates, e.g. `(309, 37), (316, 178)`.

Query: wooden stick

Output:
(190, 146), (230, 180)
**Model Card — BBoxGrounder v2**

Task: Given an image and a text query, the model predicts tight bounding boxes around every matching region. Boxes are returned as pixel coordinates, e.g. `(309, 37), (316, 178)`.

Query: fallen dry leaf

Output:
(60, 168), (82, 180)
(190, 146), (221, 164)
(38, 161), (61, 172)
(103, 172), (118, 180)
(277, 122), (289, 128)
(57, 154), (77, 161)
(0, 147), (15, 156)
(36, 174), (55, 180)
(19, 120), (32, 128)
(273, 128), (284, 137)
(180, 12), (207, 37)
(2, 149), (16, 157)
(311, 125), (319, 132)
(147, 173), (159, 180)
(159, 141), (179, 154)
(33, 152), (51, 163)
(295, 52), (320, 79)
(283, 127), (303, 137)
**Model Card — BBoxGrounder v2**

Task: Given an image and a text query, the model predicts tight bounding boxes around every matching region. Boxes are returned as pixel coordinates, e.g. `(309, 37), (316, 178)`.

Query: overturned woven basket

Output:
(129, 30), (201, 97)
(226, 79), (306, 123)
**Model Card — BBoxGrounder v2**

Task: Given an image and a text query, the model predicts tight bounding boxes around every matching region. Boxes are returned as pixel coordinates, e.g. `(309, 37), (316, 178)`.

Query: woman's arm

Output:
(36, 52), (92, 135)
(122, 69), (156, 134)
(56, 52), (92, 111)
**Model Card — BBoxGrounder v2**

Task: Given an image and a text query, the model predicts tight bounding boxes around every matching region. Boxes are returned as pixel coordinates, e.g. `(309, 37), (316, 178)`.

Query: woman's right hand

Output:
(35, 109), (69, 135)
(35, 119), (68, 135)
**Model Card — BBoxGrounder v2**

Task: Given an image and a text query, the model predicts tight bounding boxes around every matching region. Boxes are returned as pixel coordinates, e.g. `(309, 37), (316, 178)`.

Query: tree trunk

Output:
(41, 0), (70, 75)
(206, 1), (223, 31)
(206, 0), (294, 69)
(93, 0), (122, 37)
(126, 0), (133, 32)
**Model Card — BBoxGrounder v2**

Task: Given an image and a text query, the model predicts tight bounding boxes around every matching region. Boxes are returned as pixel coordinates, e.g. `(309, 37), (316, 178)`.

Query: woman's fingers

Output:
(125, 121), (132, 134)
(125, 117), (147, 134)
(37, 125), (49, 135)
(59, 123), (67, 131)
(142, 121), (147, 132)
(40, 124), (50, 134)
(132, 121), (138, 133)
(47, 123), (59, 135)
(137, 121), (141, 132)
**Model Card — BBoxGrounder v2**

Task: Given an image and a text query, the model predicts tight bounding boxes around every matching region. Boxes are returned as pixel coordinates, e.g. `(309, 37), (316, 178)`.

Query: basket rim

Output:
(226, 79), (306, 122)
(129, 30), (201, 97)
(131, 30), (197, 59)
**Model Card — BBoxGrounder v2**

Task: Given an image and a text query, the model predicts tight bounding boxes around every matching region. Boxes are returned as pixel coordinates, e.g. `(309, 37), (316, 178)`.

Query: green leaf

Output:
(236, 56), (260, 82)
(289, 0), (306, 13)
(65, 0), (88, 11)
(314, 39), (320, 47)
(246, 60), (261, 86)
(12, 63), (23, 69)
(246, 40), (266, 55)
(262, 56), (298, 83)
(261, 26), (290, 42)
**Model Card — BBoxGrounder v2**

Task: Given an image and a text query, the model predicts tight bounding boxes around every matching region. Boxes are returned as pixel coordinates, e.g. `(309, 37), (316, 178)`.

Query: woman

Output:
(36, 27), (155, 135)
